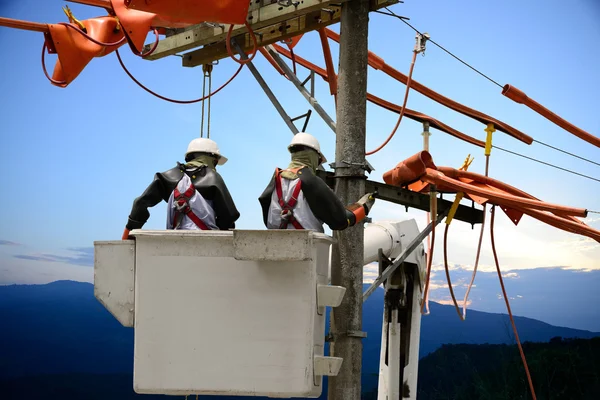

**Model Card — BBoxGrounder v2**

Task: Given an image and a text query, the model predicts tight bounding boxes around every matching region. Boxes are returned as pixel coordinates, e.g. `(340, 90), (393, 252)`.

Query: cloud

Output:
(502, 272), (519, 279)
(13, 247), (93, 267)
(0, 240), (19, 246)
(435, 298), (472, 307)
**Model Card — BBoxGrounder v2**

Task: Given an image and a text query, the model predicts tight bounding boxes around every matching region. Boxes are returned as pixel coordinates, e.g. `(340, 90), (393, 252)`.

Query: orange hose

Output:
(366, 50), (417, 155)
(490, 206), (537, 400)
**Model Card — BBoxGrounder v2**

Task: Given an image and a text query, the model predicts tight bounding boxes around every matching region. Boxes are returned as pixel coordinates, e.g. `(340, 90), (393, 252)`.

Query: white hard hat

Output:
(288, 132), (327, 163)
(185, 138), (228, 165)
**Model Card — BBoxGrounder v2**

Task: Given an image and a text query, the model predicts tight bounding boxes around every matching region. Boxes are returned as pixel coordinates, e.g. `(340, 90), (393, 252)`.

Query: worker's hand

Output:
(122, 228), (131, 240)
(357, 192), (376, 214)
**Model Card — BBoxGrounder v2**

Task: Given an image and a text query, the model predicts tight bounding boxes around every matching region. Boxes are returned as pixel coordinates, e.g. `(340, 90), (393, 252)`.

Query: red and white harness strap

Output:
(274, 168), (304, 230)
(172, 181), (209, 230)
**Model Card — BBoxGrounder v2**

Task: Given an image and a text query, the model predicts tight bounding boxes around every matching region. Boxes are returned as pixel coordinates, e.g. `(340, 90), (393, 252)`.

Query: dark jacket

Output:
(258, 166), (358, 231)
(127, 163), (240, 231)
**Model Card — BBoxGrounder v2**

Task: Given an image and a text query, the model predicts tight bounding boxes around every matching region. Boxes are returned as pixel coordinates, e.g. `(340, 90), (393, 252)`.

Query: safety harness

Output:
(172, 176), (209, 231)
(274, 167), (304, 230)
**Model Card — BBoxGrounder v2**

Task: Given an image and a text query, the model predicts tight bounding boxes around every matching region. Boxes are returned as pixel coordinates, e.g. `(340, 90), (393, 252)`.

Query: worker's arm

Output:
(299, 168), (374, 230)
(201, 170), (240, 230)
(258, 172), (277, 228)
(123, 173), (169, 238)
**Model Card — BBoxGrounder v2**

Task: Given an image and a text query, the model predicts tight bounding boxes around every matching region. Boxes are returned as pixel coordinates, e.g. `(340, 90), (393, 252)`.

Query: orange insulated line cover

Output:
(502, 84), (600, 148)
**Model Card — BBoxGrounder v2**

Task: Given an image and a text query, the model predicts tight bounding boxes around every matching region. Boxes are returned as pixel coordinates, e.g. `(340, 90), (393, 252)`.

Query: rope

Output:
(366, 50), (418, 155)
(116, 49), (243, 104)
(490, 206), (537, 400)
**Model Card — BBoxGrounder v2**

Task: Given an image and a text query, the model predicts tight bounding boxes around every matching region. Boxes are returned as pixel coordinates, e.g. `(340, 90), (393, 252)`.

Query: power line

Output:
(377, 8), (504, 89)
(376, 8), (600, 170)
(492, 145), (600, 183)
(533, 139), (600, 168)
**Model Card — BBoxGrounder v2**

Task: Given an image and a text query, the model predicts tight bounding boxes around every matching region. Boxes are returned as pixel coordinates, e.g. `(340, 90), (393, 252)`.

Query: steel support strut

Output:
(265, 45), (337, 133)
(232, 41), (300, 135)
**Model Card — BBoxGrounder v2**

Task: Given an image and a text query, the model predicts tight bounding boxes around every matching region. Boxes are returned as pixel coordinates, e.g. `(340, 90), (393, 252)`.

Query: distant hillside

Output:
(417, 337), (600, 399)
(0, 281), (598, 399)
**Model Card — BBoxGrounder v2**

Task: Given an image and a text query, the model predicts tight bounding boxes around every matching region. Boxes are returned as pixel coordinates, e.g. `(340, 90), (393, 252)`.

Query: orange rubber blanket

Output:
(383, 151), (599, 242)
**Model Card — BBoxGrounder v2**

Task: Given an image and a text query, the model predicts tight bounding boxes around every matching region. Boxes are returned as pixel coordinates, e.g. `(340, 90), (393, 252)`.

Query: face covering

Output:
(185, 154), (217, 171)
(281, 149), (320, 179)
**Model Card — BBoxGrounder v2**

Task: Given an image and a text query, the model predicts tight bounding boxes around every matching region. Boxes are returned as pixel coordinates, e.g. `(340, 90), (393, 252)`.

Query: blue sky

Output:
(0, 1), (599, 327)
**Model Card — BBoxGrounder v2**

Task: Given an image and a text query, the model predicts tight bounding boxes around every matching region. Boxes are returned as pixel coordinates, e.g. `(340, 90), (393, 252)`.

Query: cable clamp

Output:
(415, 32), (431, 55)
(329, 159), (375, 174)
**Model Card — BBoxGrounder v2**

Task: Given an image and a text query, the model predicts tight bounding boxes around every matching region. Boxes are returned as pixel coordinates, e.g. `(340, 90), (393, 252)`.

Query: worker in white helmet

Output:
(258, 132), (375, 233)
(122, 138), (240, 239)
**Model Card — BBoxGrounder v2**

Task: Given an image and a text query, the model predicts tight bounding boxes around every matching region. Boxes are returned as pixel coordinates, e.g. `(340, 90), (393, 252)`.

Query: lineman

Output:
(258, 132), (375, 233)
(122, 138), (240, 239)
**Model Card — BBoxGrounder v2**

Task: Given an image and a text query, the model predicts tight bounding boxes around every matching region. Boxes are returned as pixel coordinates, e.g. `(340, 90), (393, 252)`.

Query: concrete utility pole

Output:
(328, 0), (370, 399)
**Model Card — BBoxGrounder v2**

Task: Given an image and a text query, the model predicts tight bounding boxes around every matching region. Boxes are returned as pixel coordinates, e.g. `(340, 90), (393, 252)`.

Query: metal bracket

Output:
(278, 0), (300, 7)
(347, 330), (368, 339)
(329, 159), (375, 174)
(300, 70), (316, 97)
(325, 330), (368, 342)
(415, 32), (431, 55)
(201, 22), (224, 30)
(290, 109), (312, 132)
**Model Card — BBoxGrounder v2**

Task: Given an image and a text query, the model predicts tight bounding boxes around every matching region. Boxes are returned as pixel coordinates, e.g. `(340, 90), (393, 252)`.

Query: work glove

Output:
(122, 228), (131, 240)
(357, 192), (376, 215)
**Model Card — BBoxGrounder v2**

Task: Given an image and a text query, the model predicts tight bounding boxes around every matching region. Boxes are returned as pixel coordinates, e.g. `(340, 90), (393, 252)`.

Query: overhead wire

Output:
(533, 139), (600, 168)
(377, 7), (600, 168)
(492, 145), (600, 183)
(377, 8), (503, 89)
